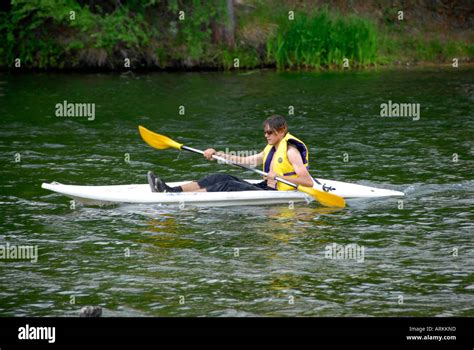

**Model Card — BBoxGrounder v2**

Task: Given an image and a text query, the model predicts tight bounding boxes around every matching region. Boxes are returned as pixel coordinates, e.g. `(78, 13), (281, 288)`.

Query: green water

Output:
(0, 68), (473, 316)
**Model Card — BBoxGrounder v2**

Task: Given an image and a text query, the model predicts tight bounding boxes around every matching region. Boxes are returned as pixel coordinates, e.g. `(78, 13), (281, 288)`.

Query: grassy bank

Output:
(265, 8), (378, 69)
(0, 0), (472, 70)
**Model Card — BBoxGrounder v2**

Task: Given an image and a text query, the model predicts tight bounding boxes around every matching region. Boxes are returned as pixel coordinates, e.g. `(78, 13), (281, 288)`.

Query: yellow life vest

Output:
(262, 132), (309, 191)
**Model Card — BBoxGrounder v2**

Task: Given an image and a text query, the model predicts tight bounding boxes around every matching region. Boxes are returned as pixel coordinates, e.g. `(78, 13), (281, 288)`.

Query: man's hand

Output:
(266, 172), (278, 189)
(203, 148), (217, 160)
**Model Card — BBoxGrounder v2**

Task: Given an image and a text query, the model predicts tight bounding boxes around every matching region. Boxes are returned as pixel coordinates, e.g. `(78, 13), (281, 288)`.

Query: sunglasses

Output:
(264, 129), (275, 136)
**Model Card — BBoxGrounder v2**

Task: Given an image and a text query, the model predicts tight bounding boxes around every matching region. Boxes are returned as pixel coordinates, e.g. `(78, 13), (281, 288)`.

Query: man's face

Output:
(264, 125), (285, 145)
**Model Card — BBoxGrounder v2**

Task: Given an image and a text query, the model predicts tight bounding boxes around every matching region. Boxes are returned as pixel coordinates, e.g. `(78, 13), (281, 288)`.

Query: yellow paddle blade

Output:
(138, 125), (183, 150)
(297, 185), (346, 208)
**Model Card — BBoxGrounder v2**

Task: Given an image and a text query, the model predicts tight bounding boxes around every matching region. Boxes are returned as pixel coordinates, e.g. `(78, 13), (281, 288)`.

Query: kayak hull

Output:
(41, 179), (404, 207)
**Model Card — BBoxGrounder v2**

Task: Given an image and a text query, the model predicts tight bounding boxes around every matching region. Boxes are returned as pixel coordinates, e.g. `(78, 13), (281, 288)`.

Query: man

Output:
(148, 115), (314, 193)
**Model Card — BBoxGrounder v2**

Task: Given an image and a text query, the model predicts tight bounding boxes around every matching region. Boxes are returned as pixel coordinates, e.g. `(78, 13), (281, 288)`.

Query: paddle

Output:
(138, 125), (345, 208)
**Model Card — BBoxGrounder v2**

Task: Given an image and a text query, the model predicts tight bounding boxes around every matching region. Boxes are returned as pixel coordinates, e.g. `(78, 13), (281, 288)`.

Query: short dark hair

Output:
(263, 115), (288, 134)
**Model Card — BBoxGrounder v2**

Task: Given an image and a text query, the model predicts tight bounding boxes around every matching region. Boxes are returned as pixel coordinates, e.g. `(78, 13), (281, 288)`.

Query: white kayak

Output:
(41, 178), (404, 207)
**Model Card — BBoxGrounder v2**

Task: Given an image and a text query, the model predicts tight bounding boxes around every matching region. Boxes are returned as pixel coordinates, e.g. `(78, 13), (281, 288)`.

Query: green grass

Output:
(266, 8), (378, 69)
(219, 47), (261, 70)
(378, 31), (474, 64)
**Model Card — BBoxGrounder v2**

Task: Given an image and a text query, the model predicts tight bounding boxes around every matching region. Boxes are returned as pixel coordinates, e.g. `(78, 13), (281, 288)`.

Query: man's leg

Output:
(205, 180), (263, 192)
(197, 174), (243, 187)
(178, 174), (242, 192)
(181, 174), (254, 192)
(180, 181), (202, 192)
(175, 174), (247, 192)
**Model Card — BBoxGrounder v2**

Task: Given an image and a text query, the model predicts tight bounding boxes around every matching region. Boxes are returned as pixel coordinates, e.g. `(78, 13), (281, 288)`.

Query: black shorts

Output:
(197, 173), (276, 192)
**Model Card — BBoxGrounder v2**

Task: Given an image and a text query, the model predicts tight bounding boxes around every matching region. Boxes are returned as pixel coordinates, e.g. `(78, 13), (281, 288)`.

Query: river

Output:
(0, 68), (473, 316)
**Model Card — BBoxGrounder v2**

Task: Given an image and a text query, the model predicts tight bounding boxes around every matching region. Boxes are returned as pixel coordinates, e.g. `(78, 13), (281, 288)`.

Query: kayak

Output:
(41, 178), (404, 207)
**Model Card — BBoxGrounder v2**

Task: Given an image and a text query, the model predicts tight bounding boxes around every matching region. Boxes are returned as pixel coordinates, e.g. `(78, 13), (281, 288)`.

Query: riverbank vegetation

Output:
(0, 0), (472, 70)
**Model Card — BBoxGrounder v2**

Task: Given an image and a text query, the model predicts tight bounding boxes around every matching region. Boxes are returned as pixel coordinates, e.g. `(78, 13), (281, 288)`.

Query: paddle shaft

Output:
(181, 145), (301, 190)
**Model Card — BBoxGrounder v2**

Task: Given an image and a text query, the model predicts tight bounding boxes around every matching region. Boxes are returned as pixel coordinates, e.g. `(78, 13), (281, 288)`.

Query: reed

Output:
(267, 8), (378, 69)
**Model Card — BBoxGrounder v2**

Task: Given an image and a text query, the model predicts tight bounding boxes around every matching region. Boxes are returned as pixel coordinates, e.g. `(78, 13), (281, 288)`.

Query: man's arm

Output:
(204, 149), (263, 168)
